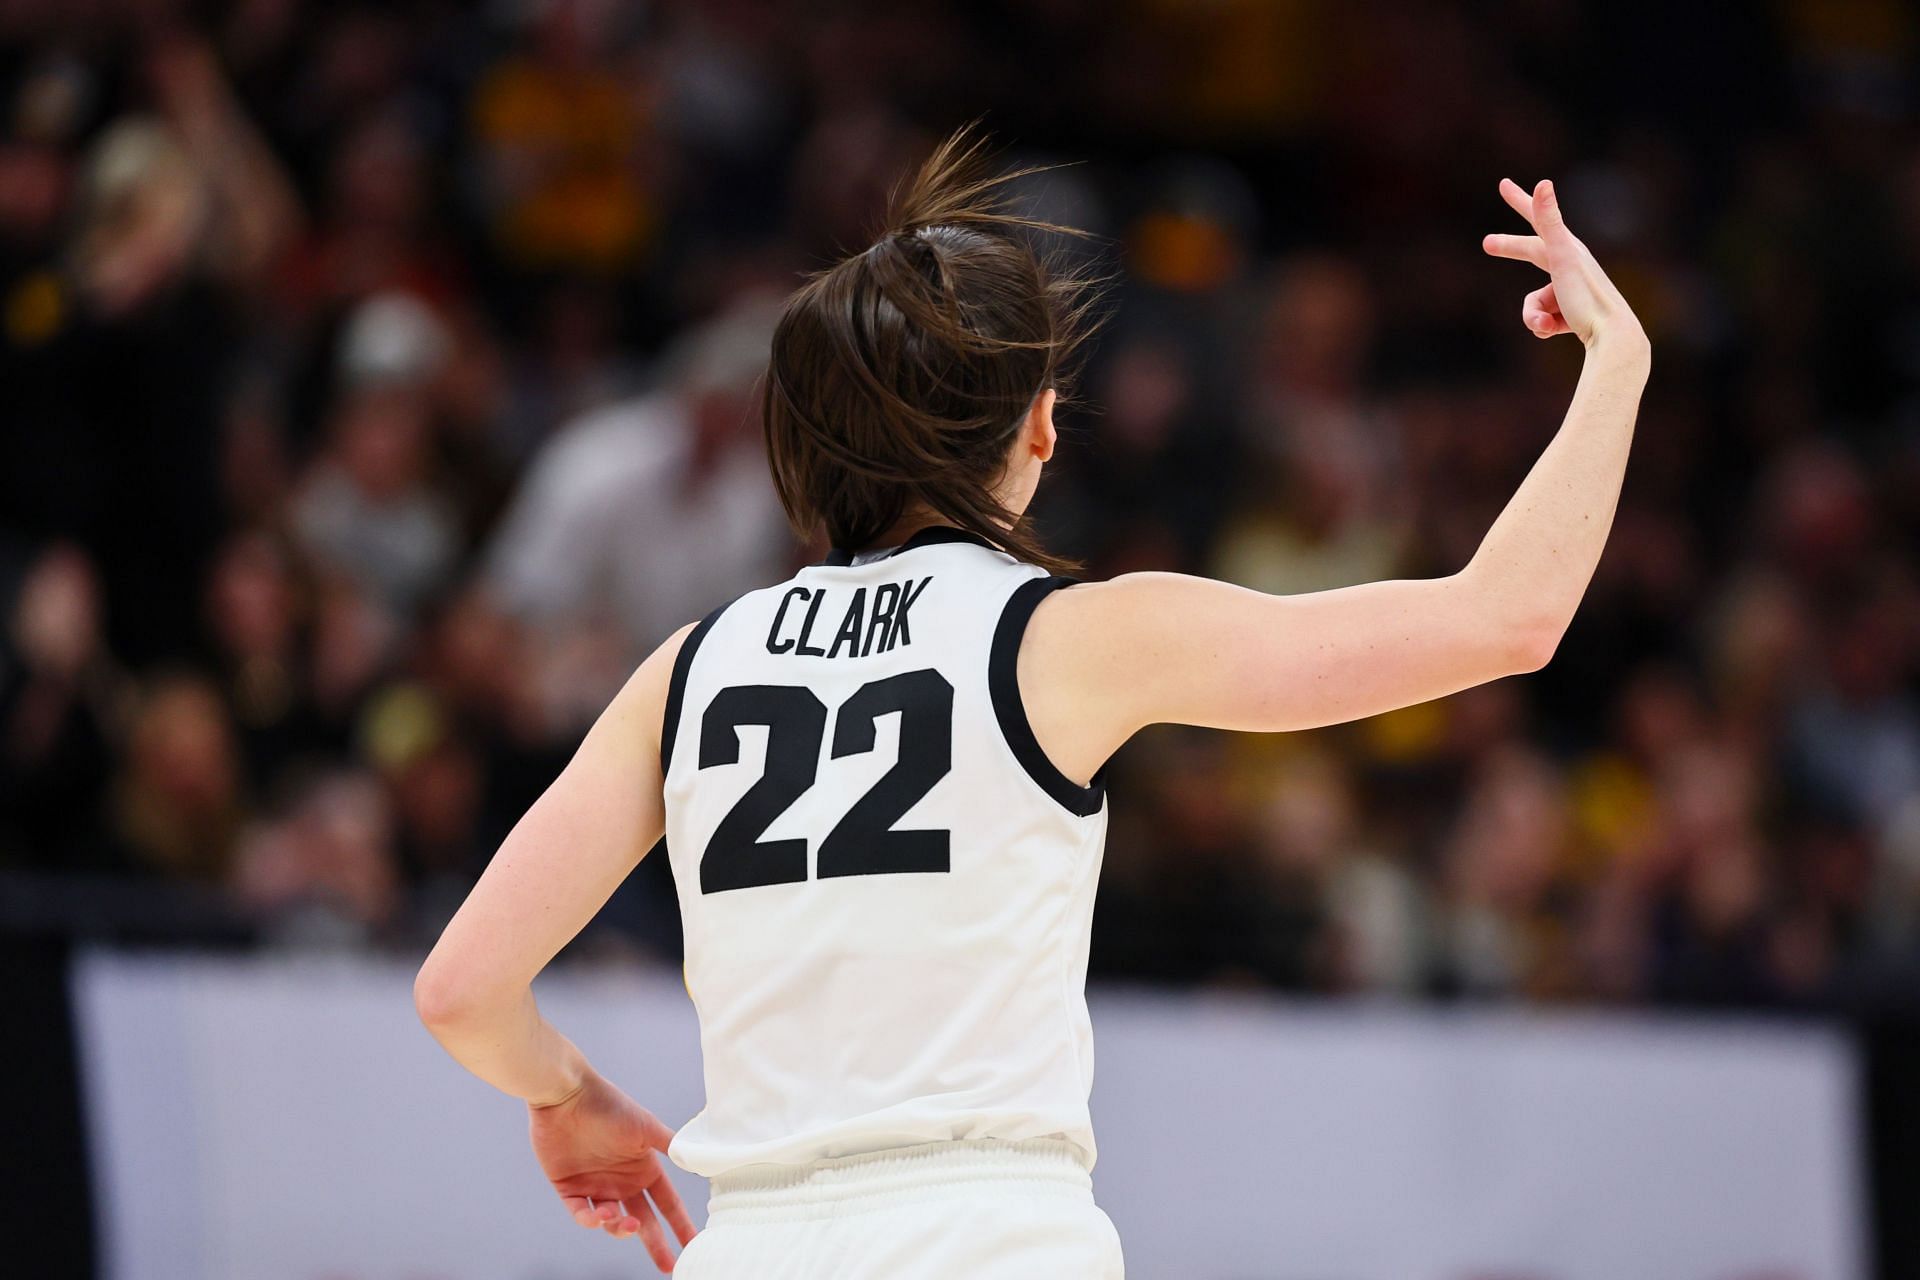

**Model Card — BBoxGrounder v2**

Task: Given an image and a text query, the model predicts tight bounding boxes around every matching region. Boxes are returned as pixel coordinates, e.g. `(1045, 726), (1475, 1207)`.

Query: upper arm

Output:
(419, 622), (694, 1001)
(1020, 570), (1544, 782)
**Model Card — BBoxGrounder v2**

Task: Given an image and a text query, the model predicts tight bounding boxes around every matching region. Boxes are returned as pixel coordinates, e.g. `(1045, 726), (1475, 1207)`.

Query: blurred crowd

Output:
(2, 0), (1918, 1013)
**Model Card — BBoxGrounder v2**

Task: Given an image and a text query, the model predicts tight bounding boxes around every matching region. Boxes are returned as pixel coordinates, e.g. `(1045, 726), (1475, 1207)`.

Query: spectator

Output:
(0, 545), (122, 870)
(110, 673), (245, 883)
(292, 378), (461, 620)
(483, 292), (790, 672)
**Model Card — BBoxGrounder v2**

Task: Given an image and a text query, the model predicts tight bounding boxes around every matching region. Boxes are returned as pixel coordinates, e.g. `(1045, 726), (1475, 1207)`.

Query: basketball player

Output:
(415, 131), (1649, 1277)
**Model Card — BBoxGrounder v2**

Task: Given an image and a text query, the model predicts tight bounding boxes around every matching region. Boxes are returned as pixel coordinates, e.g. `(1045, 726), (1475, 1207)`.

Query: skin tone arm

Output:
(1020, 178), (1651, 783)
(413, 624), (698, 1271)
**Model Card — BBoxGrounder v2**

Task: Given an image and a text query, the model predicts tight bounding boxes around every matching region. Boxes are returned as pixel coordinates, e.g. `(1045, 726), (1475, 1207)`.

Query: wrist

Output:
(1583, 318), (1651, 369)
(528, 1076), (589, 1110)
(1589, 330), (1651, 385)
(526, 1041), (594, 1110)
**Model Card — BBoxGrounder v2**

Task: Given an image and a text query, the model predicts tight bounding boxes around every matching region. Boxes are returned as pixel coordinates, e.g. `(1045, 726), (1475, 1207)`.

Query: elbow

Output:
(415, 949), (529, 1038)
(1503, 612), (1568, 674)
(1450, 571), (1569, 676)
(414, 956), (479, 1034)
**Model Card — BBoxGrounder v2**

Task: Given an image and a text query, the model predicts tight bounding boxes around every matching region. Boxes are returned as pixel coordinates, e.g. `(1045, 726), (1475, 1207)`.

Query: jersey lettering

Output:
(891, 578), (930, 647)
(795, 590), (828, 656)
(765, 587), (807, 654)
(864, 583), (899, 653)
(826, 587), (867, 659)
(762, 579), (933, 658)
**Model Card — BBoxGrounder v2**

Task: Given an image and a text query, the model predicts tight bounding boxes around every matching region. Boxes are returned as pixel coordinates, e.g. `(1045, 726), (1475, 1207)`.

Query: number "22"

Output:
(696, 669), (953, 893)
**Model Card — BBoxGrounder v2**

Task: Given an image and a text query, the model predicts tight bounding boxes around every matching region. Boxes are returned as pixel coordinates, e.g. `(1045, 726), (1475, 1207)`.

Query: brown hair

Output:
(763, 127), (1100, 574)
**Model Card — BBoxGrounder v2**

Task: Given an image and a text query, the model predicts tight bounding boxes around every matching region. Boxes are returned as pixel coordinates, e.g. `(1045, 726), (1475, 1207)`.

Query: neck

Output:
(870, 484), (1023, 551)
(871, 513), (944, 549)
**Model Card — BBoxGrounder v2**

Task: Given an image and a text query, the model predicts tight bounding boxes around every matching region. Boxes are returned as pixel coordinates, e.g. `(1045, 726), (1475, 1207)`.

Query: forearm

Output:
(1461, 328), (1651, 649)
(412, 647), (682, 1108)
(201, 117), (303, 279)
(417, 981), (593, 1107)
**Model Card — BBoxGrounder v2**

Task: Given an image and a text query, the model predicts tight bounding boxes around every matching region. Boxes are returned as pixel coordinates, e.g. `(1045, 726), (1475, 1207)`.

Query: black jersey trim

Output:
(660, 601), (732, 773)
(990, 576), (1107, 817)
(822, 525), (1000, 566)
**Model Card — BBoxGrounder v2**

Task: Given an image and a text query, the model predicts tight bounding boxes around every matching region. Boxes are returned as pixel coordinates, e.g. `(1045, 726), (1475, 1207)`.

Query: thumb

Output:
(1533, 179), (1567, 238)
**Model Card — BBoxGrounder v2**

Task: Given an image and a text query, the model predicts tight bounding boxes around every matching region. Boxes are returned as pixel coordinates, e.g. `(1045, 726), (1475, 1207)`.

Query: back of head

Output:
(763, 128), (1097, 574)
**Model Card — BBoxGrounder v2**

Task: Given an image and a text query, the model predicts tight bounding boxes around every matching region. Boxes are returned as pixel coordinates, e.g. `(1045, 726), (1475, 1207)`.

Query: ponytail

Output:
(763, 127), (1101, 574)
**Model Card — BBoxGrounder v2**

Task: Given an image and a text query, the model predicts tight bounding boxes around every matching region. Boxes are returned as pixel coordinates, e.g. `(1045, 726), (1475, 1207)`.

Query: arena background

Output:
(1, 1), (1916, 1277)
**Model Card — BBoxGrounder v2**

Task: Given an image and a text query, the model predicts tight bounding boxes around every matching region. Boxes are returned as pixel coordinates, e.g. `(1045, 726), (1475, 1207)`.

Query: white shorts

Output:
(675, 1138), (1125, 1279)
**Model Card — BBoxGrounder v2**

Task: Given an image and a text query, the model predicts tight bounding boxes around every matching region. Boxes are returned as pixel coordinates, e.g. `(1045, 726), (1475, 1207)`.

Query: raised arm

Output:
(414, 624), (698, 1269)
(1023, 178), (1650, 784)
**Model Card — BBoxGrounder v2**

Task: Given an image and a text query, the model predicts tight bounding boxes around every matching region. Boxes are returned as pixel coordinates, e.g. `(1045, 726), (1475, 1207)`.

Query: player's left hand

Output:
(528, 1070), (699, 1271)
(1481, 177), (1644, 352)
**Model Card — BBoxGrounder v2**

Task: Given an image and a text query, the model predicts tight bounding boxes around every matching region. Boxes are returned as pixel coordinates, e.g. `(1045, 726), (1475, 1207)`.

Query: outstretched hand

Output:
(1482, 178), (1643, 350)
(529, 1072), (698, 1272)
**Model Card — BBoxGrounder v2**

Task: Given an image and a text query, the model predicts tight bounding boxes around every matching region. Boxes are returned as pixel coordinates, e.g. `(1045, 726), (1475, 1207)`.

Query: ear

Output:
(1027, 388), (1058, 462)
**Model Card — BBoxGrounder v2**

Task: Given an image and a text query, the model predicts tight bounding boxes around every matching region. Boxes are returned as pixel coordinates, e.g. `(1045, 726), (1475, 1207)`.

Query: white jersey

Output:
(659, 527), (1109, 1179)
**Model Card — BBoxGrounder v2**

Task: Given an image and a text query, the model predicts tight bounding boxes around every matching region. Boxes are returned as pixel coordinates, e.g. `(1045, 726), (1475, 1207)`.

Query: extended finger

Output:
(1532, 178), (1567, 238)
(562, 1195), (597, 1228)
(651, 1176), (700, 1246)
(633, 1202), (675, 1272)
(1482, 233), (1546, 268)
(1499, 178), (1535, 224)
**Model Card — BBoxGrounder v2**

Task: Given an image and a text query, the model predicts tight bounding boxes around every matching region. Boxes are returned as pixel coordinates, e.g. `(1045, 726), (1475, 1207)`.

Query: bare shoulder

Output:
(1017, 572), (1210, 784)
(1022, 570), (1263, 699)
(1024, 571), (1246, 673)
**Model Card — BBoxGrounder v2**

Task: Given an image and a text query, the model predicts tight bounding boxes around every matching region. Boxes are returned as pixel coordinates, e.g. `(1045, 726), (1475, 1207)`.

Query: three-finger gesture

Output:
(1482, 179), (1643, 351)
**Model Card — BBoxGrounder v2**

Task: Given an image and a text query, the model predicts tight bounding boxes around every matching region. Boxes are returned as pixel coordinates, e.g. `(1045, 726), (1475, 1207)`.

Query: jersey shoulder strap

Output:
(989, 574), (1105, 816)
(661, 598), (736, 773)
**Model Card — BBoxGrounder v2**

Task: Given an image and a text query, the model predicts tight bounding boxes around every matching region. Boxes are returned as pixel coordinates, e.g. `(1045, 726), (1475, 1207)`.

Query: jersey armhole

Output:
(660, 601), (732, 773)
(989, 576), (1107, 817)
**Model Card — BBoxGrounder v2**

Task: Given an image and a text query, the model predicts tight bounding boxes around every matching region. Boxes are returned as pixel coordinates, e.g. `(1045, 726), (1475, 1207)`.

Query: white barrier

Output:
(72, 950), (1866, 1280)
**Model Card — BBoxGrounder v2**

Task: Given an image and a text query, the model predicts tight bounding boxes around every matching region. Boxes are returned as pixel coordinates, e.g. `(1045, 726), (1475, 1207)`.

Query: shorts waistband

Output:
(707, 1138), (1093, 1222)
